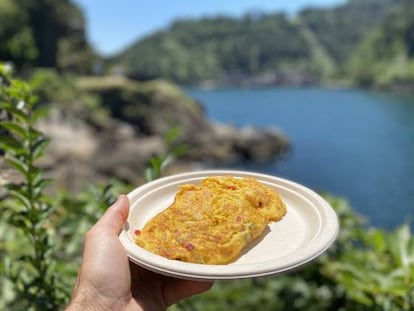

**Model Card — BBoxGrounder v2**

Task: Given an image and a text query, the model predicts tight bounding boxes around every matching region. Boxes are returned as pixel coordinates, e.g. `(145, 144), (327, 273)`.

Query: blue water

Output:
(186, 87), (414, 229)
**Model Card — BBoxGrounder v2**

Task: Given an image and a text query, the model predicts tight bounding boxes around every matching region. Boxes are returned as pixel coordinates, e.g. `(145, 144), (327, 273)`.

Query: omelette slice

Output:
(134, 176), (287, 264)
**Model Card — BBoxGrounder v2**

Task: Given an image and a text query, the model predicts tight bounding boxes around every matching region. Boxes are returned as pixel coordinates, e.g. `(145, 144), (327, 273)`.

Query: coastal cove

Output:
(186, 87), (414, 229)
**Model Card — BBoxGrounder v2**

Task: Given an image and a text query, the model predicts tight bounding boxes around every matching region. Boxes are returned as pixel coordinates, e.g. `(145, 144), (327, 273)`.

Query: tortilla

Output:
(134, 176), (286, 264)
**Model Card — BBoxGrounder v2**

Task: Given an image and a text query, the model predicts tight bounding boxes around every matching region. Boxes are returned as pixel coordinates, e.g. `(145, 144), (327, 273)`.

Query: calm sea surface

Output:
(185, 87), (414, 229)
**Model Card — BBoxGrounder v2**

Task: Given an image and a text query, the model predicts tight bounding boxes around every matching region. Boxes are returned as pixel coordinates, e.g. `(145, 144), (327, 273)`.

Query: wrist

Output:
(65, 286), (121, 311)
(65, 290), (102, 311)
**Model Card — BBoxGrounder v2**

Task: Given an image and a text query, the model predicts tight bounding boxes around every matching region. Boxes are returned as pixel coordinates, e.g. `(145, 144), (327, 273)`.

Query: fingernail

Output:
(108, 195), (122, 208)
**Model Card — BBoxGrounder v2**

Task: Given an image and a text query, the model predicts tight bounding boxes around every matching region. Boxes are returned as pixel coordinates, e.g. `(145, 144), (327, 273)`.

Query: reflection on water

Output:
(187, 87), (414, 229)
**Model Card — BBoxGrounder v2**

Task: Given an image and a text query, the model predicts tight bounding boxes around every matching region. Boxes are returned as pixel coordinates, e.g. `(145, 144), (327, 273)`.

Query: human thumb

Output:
(95, 194), (130, 235)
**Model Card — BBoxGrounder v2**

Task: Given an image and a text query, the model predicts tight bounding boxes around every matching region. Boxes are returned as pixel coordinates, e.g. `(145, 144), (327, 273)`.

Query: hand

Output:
(66, 195), (213, 311)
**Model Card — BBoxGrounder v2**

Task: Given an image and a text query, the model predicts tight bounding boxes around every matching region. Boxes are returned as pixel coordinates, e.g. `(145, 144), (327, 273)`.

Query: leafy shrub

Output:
(0, 63), (122, 310)
(0, 63), (69, 310)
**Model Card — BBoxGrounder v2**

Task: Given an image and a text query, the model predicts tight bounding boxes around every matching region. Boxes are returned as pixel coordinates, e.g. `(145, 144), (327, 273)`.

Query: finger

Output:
(95, 194), (130, 234)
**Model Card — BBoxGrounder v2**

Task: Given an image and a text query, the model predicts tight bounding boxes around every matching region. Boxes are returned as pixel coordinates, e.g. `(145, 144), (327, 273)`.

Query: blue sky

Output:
(73, 0), (345, 56)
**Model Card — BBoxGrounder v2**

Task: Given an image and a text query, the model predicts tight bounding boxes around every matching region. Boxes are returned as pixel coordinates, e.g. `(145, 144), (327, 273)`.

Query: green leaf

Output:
(33, 178), (53, 192)
(347, 288), (374, 306)
(171, 144), (188, 157)
(164, 127), (183, 144)
(28, 166), (42, 184)
(389, 225), (414, 271)
(0, 101), (29, 123)
(5, 154), (29, 176)
(32, 180), (53, 200)
(28, 127), (43, 141)
(6, 80), (31, 102)
(144, 167), (157, 182)
(160, 154), (174, 170)
(9, 189), (31, 210)
(150, 156), (163, 169)
(0, 120), (28, 140)
(0, 134), (26, 155)
(366, 229), (387, 253)
(31, 169), (44, 186)
(39, 203), (54, 220)
(31, 137), (49, 160)
(9, 218), (31, 236)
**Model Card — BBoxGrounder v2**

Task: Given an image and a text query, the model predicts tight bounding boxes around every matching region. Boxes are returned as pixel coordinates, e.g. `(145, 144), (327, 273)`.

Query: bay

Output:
(186, 87), (414, 229)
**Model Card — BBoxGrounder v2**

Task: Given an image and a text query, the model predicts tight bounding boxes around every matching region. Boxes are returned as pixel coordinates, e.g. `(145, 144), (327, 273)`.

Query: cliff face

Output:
(28, 76), (290, 191)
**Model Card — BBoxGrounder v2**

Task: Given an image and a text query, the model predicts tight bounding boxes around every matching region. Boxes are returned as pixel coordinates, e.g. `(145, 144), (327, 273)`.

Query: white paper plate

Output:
(119, 170), (339, 280)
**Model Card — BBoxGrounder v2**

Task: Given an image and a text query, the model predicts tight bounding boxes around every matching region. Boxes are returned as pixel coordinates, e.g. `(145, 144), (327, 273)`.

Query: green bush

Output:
(0, 64), (124, 310)
(0, 63), (69, 310)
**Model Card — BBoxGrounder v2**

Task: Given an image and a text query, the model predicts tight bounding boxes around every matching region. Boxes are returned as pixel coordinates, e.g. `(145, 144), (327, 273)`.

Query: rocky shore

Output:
(1, 76), (290, 192)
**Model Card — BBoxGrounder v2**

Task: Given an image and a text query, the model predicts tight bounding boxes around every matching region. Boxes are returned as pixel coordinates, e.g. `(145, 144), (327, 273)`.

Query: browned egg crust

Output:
(134, 176), (287, 264)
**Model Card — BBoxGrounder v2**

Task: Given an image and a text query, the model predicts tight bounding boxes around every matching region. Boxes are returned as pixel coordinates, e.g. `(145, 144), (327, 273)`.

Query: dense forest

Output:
(0, 0), (96, 73)
(346, 0), (414, 88)
(113, 0), (414, 89)
(1, 0), (413, 89)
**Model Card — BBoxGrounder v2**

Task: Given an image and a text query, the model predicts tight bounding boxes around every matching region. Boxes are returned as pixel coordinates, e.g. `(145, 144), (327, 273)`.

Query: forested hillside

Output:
(113, 13), (314, 85)
(346, 0), (414, 88)
(113, 0), (408, 87)
(1, 0), (411, 89)
(0, 0), (96, 73)
(298, 0), (402, 67)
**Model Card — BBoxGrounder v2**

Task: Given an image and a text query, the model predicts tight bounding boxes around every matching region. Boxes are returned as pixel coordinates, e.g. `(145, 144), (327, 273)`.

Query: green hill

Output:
(298, 0), (402, 67)
(112, 0), (403, 86)
(1, 0), (411, 89)
(346, 0), (414, 88)
(113, 13), (313, 84)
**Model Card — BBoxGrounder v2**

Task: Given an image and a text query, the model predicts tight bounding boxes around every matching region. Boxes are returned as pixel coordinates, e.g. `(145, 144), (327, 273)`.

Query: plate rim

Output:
(119, 170), (339, 280)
